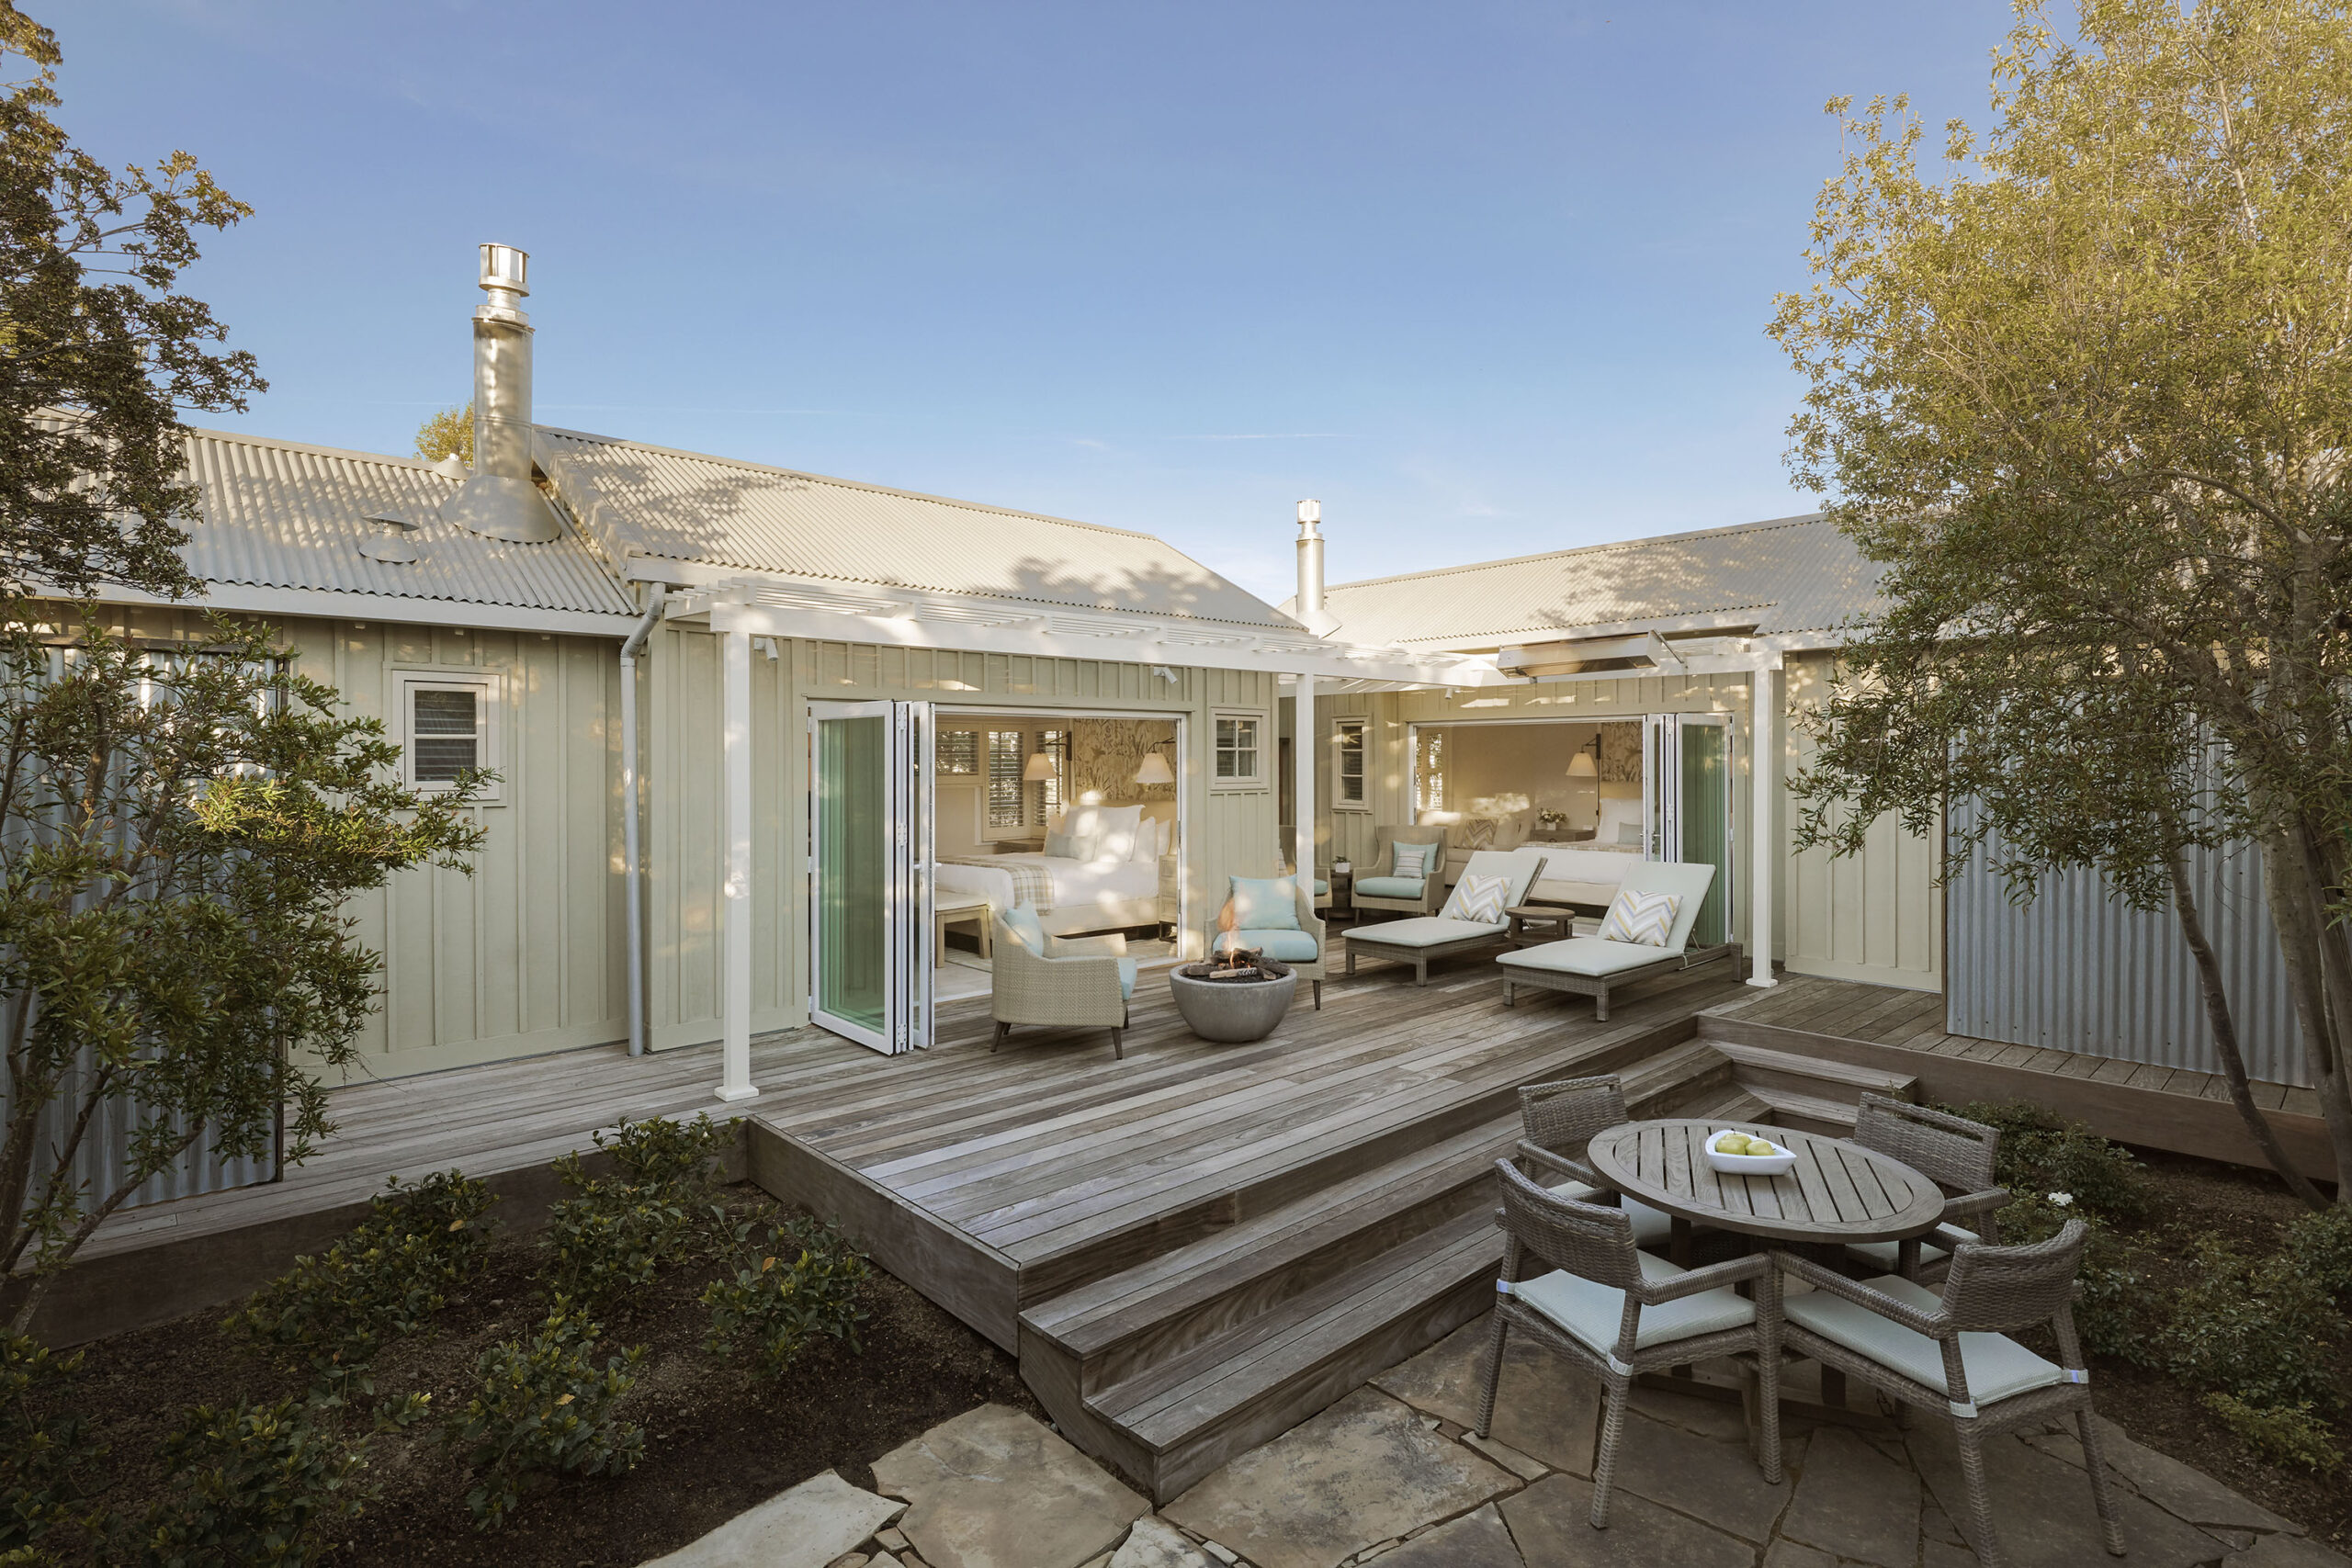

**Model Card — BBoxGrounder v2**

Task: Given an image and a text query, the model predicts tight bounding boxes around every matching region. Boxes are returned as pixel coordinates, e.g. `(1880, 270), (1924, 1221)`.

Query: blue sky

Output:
(62, 2), (2021, 603)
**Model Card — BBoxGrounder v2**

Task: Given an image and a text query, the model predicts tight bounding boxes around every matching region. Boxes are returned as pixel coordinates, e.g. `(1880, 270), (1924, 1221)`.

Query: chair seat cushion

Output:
(1116, 957), (1137, 999)
(1216, 928), (1320, 962)
(1312, 879), (1330, 898)
(1347, 916), (1506, 948)
(1547, 1182), (1674, 1247)
(1515, 1251), (1755, 1358)
(1498, 936), (1681, 977)
(1844, 1224), (1979, 1274)
(1783, 1273), (2064, 1407)
(1354, 874), (1429, 900)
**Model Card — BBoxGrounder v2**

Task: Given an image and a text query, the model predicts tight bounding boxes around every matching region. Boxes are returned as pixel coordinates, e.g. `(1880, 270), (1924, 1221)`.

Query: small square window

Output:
(1213, 711), (1263, 788)
(393, 671), (503, 802)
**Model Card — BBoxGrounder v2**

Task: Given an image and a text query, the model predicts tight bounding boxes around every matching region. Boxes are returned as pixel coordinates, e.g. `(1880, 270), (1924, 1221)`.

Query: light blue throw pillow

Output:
(1228, 875), (1301, 931)
(1000, 903), (1048, 953)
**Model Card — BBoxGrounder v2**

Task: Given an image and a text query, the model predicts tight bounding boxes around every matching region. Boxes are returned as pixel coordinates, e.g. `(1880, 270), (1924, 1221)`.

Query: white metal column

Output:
(1295, 675), (1316, 886)
(716, 628), (759, 1100)
(1747, 658), (1781, 989)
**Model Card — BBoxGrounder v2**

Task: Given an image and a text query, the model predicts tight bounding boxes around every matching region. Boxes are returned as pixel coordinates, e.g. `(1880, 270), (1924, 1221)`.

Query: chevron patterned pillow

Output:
(1442, 871), (1511, 925)
(1600, 888), (1682, 947)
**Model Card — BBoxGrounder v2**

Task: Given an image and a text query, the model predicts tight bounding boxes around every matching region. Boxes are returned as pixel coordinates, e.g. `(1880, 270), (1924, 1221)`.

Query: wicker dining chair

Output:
(1514, 1076), (1673, 1248)
(1477, 1161), (1782, 1529)
(1777, 1220), (2123, 1568)
(1844, 1094), (2010, 1280)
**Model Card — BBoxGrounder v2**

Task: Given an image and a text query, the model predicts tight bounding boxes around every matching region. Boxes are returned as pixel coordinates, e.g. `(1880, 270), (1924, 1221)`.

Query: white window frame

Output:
(390, 668), (505, 804)
(1332, 717), (1369, 811)
(1210, 708), (1266, 791)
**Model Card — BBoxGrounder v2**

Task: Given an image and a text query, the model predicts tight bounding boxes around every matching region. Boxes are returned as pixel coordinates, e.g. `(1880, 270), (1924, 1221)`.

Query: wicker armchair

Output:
(1843, 1094), (2009, 1280)
(989, 916), (1132, 1059)
(1478, 1161), (1781, 1529)
(1351, 825), (1449, 918)
(1212, 875), (1328, 1008)
(1513, 1077), (1672, 1248)
(1777, 1221), (2123, 1568)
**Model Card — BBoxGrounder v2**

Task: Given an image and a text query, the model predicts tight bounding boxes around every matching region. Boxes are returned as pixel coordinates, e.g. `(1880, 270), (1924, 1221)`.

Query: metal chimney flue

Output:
(439, 243), (562, 544)
(1293, 499), (1339, 637)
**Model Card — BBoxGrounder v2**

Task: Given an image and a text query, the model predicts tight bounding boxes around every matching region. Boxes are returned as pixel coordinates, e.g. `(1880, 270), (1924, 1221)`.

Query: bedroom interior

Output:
(930, 714), (1183, 1000)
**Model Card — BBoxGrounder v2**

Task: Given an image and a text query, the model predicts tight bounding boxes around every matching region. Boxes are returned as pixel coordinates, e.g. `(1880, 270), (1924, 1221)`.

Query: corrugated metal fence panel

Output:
(7, 1046), (278, 1220)
(1945, 796), (2306, 1087)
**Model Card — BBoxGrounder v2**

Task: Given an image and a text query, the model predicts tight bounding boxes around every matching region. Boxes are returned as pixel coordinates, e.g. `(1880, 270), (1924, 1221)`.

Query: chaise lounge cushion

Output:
(1783, 1272), (2064, 1406)
(1498, 936), (1682, 976)
(1352, 915), (1508, 947)
(1216, 928), (1320, 962)
(1354, 874), (1430, 900)
(1516, 1250), (1756, 1356)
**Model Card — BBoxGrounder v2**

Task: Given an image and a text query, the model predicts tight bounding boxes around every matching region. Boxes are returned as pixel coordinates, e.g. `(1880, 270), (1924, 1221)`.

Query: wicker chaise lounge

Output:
(1342, 847), (1546, 986)
(1494, 860), (1737, 1020)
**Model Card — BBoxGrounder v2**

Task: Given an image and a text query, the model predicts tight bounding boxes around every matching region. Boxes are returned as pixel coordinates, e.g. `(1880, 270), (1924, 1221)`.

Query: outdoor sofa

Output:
(1342, 847), (1547, 985)
(1494, 860), (1736, 1020)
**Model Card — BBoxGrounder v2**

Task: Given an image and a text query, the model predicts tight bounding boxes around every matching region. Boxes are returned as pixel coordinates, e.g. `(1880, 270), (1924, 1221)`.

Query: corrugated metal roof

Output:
(1315, 513), (1882, 651)
(179, 427), (635, 617)
(535, 426), (1295, 630)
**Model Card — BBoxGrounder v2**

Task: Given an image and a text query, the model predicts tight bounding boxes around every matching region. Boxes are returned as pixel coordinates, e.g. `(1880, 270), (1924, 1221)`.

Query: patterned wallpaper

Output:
(1072, 718), (1179, 803)
(1598, 721), (1642, 784)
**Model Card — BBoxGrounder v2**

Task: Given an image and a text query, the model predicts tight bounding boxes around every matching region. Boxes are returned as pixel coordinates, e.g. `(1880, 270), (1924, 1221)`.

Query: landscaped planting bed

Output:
(3, 1121), (1040, 1568)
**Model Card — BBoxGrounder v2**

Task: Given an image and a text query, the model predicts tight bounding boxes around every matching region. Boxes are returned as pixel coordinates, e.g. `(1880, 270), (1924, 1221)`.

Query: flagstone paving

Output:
(639, 1310), (2349, 1568)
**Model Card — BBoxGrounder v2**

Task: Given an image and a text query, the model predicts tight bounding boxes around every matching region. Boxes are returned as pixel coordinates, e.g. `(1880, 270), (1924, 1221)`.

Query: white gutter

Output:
(618, 584), (664, 1056)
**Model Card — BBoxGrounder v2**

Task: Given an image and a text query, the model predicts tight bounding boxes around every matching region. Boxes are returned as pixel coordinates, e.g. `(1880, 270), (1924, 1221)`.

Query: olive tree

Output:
(1770, 0), (2352, 1201)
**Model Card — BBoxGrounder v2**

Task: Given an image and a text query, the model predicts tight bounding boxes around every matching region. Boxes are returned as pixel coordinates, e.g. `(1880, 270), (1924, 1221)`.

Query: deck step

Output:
(1088, 1208), (1501, 1502)
(1681, 1084), (1775, 1124)
(1706, 1038), (1919, 1106)
(1618, 1039), (1736, 1117)
(1021, 1111), (1519, 1398)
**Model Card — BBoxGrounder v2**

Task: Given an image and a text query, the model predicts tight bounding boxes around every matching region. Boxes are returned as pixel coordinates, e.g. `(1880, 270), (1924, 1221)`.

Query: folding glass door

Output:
(808, 700), (933, 1054)
(1643, 713), (1732, 948)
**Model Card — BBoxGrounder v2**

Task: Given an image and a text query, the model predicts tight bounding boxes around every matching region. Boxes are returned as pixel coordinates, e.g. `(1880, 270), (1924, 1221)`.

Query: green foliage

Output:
(0, 5), (265, 600)
(444, 1303), (643, 1532)
(0, 1333), (103, 1554)
(413, 403), (472, 467)
(1951, 1101), (2144, 1222)
(701, 1215), (869, 1382)
(231, 1172), (496, 1402)
(2201, 1393), (2346, 1472)
(1992, 1190), (2149, 1359)
(541, 1116), (734, 1312)
(136, 1400), (365, 1568)
(2158, 1235), (2346, 1411)
(2284, 1202), (2352, 1303)
(0, 615), (489, 1334)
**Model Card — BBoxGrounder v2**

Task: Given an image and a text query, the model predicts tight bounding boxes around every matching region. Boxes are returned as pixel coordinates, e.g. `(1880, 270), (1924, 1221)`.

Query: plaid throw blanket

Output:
(938, 853), (1054, 912)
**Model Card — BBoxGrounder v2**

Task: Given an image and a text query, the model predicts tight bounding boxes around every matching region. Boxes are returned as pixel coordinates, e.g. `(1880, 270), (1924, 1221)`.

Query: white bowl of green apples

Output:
(1703, 1128), (1797, 1176)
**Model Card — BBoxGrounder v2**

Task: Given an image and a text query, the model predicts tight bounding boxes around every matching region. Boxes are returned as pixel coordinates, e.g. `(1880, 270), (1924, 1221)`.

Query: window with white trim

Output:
(1213, 711), (1263, 788)
(987, 729), (1026, 827)
(392, 670), (503, 802)
(937, 729), (979, 774)
(1333, 718), (1368, 809)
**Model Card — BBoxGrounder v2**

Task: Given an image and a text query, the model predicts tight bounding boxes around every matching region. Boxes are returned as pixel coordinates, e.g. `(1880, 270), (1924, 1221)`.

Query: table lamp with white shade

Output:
(1567, 748), (1599, 830)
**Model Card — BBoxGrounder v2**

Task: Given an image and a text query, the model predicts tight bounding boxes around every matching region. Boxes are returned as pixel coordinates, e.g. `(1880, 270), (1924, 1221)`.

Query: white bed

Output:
(932, 799), (1175, 937)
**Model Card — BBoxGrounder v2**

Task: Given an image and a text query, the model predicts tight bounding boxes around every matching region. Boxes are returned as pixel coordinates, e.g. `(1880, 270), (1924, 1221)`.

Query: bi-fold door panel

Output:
(809, 700), (933, 1054)
(1643, 713), (1732, 948)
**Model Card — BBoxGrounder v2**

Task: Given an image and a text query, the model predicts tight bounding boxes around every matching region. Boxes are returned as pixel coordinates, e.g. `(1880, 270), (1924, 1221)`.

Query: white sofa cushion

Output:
(1515, 1250), (1755, 1359)
(1783, 1273), (2064, 1407)
(1498, 936), (1678, 976)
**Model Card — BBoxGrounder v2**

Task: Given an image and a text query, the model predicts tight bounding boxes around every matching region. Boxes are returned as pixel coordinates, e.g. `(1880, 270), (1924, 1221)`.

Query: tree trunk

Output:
(2255, 826), (2352, 1204)
(2163, 835), (2330, 1207)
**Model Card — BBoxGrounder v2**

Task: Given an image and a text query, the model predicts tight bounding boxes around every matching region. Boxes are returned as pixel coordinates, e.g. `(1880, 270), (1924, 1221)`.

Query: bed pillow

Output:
(1228, 875), (1301, 931)
(1442, 871), (1511, 926)
(1600, 887), (1681, 947)
(1390, 840), (1435, 880)
(1045, 827), (1090, 860)
(1616, 822), (1645, 848)
(1066, 803), (1143, 862)
(1134, 814), (1171, 862)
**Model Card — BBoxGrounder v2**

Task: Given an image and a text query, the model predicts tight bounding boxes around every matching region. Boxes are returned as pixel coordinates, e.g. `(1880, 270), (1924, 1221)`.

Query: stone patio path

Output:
(642, 1311), (2348, 1568)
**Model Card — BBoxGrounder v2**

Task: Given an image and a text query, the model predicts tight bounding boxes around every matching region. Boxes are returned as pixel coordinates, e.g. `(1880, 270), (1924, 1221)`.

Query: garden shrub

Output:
(1986, 1191), (2150, 1360)
(1951, 1100), (2144, 1221)
(542, 1116), (736, 1310)
(137, 1400), (367, 1567)
(2201, 1393), (2345, 1472)
(444, 1301), (644, 1531)
(2284, 1202), (2352, 1303)
(594, 1113), (735, 1191)
(0, 1334), (105, 1556)
(230, 1172), (496, 1401)
(2158, 1235), (2346, 1410)
(701, 1215), (870, 1381)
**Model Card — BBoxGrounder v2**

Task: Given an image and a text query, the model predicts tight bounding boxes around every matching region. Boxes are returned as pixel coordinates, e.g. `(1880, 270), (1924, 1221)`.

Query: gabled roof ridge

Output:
(533, 423), (1163, 543)
(1325, 512), (1832, 593)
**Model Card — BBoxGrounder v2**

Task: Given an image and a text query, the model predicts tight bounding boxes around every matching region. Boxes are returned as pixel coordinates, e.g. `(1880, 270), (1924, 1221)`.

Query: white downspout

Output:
(618, 585), (664, 1056)
(716, 626), (760, 1101)
(1748, 653), (1782, 988)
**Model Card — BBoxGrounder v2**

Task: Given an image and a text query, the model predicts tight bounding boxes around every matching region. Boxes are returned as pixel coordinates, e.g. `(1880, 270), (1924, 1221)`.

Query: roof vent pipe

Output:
(1293, 499), (1339, 637)
(439, 243), (563, 544)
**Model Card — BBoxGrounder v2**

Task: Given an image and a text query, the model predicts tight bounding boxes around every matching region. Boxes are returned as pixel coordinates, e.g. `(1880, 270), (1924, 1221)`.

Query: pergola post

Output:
(1747, 656), (1781, 989)
(716, 626), (760, 1100)
(1295, 674), (1316, 886)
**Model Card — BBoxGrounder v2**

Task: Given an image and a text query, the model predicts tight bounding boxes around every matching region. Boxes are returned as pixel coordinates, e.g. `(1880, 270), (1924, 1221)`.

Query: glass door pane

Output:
(1677, 719), (1731, 947)
(815, 710), (889, 1045)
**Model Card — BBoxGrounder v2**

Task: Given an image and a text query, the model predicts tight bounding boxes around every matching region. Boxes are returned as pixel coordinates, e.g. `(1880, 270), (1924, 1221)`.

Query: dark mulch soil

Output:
(49, 1187), (1041, 1567)
(2075, 1148), (2352, 1551)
